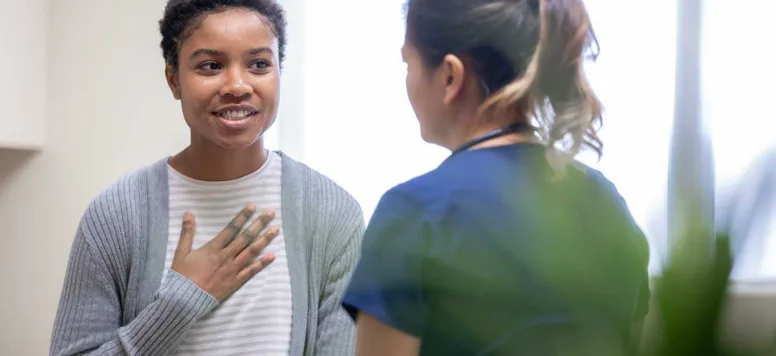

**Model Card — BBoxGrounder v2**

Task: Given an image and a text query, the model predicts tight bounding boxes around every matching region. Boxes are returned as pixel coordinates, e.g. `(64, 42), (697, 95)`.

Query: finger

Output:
(174, 212), (195, 260)
(234, 226), (279, 266)
(223, 209), (275, 258)
(207, 204), (256, 249)
(236, 252), (276, 282)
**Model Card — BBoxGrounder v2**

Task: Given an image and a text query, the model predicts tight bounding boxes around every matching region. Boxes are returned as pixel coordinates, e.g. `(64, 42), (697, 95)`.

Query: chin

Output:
(211, 126), (266, 150)
(212, 133), (263, 150)
(420, 129), (455, 151)
(419, 127), (439, 145)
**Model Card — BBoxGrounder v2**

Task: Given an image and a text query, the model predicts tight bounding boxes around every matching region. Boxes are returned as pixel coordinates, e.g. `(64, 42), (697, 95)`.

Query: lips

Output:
(212, 105), (259, 130)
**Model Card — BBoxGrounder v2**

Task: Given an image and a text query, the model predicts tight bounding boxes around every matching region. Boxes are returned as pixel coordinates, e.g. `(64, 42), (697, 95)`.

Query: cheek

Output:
(405, 69), (448, 144)
(179, 77), (217, 114)
(406, 71), (423, 115)
(257, 74), (280, 107)
(251, 74), (280, 130)
(406, 70), (435, 125)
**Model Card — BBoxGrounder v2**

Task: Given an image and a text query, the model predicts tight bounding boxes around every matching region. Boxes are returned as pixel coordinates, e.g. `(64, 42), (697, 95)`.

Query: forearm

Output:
(355, 313), (421, 356)
(106, 271), (217, 355)
(50, 264), (217, 356)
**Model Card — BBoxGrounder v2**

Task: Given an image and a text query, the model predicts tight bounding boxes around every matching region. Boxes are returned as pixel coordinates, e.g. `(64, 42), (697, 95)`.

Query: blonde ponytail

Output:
(477, 0), (603, 177)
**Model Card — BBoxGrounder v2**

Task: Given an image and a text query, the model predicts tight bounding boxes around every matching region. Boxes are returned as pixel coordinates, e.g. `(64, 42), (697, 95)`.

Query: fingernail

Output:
(183, 211), (192, 222)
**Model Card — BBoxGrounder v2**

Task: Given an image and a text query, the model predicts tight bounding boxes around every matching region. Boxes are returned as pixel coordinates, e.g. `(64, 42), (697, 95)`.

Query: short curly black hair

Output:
(159, 0), (287, 71)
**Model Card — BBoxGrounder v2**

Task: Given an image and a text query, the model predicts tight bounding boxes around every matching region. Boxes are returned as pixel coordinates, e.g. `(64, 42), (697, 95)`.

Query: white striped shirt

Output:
(162, 151), (292, 356)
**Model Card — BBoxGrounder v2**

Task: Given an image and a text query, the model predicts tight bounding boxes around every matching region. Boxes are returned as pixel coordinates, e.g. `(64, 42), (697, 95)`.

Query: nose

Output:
(219, 68), (253, 98)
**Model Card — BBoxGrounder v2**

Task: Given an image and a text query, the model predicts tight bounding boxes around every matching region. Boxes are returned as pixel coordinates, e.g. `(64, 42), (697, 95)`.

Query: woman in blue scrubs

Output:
(342, 0), (650, 355)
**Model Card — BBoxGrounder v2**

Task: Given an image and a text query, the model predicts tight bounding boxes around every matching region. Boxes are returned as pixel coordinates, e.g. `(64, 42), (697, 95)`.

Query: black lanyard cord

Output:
(451, 123), (535, 156)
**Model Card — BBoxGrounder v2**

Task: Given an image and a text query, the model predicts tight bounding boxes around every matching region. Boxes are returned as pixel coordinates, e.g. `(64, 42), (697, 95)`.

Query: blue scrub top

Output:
(343, 144), (650, 355)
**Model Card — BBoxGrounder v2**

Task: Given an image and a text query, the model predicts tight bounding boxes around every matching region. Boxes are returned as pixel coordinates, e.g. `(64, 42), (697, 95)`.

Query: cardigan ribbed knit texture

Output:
(49, 152), (365, 356)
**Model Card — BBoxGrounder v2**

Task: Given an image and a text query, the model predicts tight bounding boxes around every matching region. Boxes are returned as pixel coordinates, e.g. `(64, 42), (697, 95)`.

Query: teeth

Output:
(219, 110), (253, 120)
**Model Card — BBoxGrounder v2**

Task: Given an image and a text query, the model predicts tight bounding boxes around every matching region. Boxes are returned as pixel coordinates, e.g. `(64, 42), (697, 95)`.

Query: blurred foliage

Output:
(645, 230), (737, 356)
(635, 162), (776, 356)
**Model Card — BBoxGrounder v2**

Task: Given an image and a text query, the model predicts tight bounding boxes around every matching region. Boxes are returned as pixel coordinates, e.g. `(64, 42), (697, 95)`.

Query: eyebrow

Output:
(190, 47), (274, 59)
(247, 47), (273, 56)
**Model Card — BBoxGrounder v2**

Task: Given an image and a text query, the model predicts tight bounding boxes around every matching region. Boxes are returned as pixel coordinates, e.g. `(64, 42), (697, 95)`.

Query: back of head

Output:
(405, 0), (603, 173)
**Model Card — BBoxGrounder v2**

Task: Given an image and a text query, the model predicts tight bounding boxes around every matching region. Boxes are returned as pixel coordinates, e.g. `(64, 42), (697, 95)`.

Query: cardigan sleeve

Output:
(313, 199), (366, 356)
(49, 195), (218, 356)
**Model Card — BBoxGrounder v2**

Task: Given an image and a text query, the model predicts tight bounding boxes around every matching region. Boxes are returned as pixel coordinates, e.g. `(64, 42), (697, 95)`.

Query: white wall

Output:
(0, 0), (48, 149)
(0, 0), (292, 354)
(0, 0), (185, 353)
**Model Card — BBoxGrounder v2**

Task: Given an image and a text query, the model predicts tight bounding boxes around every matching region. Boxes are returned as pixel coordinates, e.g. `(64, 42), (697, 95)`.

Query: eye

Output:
(249, 60), (272, 72)
(198, 61), (222, 73)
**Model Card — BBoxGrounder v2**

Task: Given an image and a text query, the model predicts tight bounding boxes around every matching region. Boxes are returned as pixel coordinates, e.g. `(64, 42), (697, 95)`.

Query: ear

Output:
(165, 65), (181, 100)
(439, 54), (466, 105)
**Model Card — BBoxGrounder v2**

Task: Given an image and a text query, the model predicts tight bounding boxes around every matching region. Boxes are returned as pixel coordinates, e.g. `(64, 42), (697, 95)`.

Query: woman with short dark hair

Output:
(49, 1), (364, 355)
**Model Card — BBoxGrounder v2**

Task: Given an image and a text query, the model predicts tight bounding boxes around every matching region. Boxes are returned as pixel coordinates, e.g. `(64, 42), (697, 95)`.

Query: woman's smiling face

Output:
(166, 7), (281, 150)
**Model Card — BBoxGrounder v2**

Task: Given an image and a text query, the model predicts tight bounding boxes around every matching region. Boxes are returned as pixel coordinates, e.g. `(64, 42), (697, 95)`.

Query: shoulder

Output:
(569, 163), (650, 258)
(280, 152), (362, 220)
(79, 159), (166, 246)
(571, 163), (634, 218)
(366, 178), (440, 250)
(562, 163), (639, 233)
(373, 161), (465, 223)
(369, 185), (425, 229)
(279, 152), (364, 243)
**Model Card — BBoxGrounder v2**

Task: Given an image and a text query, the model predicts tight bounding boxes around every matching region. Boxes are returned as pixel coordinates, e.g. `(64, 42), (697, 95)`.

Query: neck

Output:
(446, 122), (539, 152)
(169, 139), (268, 181)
